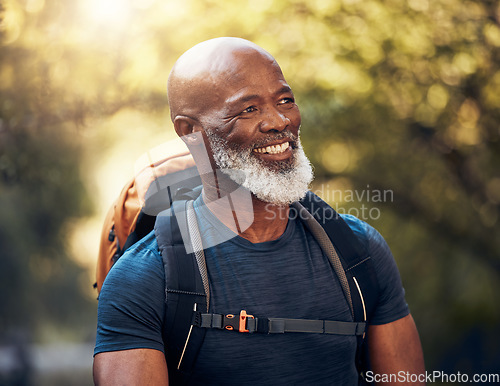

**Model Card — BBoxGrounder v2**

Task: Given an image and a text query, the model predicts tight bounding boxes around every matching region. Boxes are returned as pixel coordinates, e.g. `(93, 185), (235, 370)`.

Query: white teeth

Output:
(253, 142), (290, 154)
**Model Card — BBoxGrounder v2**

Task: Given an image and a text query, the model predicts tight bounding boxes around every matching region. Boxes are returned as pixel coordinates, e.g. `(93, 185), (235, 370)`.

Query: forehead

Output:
(212, 52), (290, 104)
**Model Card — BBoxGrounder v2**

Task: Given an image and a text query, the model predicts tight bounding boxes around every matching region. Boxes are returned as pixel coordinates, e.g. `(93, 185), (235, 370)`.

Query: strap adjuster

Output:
(224, 310), (254, 333)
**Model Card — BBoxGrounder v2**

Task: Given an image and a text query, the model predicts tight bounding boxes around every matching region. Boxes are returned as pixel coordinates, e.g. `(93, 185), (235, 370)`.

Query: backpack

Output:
(96, 140), (380, 384)
(95, 138), (198, 293)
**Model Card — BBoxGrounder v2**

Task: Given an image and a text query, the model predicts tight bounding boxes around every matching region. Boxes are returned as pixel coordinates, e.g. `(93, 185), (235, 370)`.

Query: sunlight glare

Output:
(86, 0), (132, 27)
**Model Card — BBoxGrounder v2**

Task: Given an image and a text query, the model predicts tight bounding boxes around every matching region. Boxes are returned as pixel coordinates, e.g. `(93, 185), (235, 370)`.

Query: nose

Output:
(259, 107), (290, 132)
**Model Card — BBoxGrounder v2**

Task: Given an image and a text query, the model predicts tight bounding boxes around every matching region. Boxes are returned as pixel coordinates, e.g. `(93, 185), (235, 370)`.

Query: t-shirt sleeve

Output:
(94, 233), (166, 356)
(342, 215), (410, 325)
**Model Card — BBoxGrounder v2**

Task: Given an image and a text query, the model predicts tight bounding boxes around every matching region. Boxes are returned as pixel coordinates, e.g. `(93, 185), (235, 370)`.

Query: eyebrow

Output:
(226, 85), (293, 107)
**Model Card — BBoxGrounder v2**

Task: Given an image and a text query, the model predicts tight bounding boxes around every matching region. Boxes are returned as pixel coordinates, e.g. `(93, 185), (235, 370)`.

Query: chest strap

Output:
(192, 309), (366, 336)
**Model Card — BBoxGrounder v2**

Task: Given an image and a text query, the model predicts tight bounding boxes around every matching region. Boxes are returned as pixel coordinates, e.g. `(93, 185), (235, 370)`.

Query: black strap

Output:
(299, 191), (380, 382)
(155, 191), (379, 384)
(116, 211), (156, 260)
(193, 311), (366, 336)
(155, 201), (207, 384)
(299, 191), (380, 317)
(299, 191), (368, 269)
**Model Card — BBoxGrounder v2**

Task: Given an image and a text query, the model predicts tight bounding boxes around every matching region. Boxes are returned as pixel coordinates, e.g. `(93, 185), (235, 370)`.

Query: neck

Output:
(201, 172), (289, 243)
(242, 198), (289, 243)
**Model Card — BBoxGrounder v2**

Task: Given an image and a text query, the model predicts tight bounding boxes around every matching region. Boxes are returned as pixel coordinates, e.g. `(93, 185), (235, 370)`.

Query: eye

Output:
(242, 106), (257, 114)
(278, 97), (295, 105)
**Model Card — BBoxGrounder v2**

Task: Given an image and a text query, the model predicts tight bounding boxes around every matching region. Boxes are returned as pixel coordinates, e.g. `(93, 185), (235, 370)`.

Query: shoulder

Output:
(100, 231), (163, 297)
(340, 214), (409, 324)
(339, 213), (394, 272)
(339, 214), (387, 253)
(95, 231), (166, 355)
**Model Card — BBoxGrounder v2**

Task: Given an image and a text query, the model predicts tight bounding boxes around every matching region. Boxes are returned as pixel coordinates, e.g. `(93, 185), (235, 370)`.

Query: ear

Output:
(173, 115), (199, 136)
(174, 116), (203, 145)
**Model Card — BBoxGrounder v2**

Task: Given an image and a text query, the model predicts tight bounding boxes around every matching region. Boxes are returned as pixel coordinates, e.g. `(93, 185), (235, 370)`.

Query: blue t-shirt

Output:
(95, 198), (409, 385)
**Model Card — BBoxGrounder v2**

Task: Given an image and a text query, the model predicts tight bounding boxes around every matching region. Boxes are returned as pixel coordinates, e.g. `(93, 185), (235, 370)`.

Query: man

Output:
(93, 37), (425, 385)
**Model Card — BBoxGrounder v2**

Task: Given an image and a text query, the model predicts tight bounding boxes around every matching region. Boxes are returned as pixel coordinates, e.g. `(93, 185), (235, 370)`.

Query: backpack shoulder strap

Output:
(121, 211), (157, 254)
(156, 191), (379, 383)
(298, 191), (380, 323)
(298, 191), (380, 383)
(154, 200), (207, 384)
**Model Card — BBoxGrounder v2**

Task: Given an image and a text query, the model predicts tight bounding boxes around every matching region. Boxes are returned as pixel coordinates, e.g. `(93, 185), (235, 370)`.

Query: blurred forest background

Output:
(1, 0), (499, 384)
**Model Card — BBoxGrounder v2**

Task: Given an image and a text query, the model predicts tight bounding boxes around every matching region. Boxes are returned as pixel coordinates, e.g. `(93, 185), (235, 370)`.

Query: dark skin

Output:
(93, 38), (425, 385)
(171, 43), (299, 243)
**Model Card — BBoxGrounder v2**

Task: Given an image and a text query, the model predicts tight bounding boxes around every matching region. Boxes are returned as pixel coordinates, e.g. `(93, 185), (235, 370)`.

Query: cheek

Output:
(223, 120), (258, 144)
(288, 107), (302, 131)
(219, 106), (301, 144)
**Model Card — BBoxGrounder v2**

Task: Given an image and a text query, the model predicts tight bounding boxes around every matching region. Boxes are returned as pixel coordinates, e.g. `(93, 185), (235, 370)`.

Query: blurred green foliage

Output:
(0, 1), (96, 343)
(1, 0), (499, 379)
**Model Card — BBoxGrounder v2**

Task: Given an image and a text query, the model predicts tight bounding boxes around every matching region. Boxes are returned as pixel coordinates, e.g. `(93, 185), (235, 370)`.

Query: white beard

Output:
(204, 130), (314, 206)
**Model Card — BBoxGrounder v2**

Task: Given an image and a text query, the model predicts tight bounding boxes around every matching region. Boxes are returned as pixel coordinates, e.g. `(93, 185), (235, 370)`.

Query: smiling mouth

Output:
(252, 141), (290, 155)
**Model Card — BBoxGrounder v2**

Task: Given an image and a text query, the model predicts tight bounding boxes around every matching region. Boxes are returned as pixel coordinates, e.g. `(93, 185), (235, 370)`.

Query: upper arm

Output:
(341, 216), (424, 382)
(93, 235), (168, 382)
(367, 314), (425, 385)
(341, 215), (410, 325)
(93, 348), (169, 386)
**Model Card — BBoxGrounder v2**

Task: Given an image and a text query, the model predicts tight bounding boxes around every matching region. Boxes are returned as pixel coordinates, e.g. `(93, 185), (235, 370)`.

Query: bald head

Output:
(167, 37), (279, 123)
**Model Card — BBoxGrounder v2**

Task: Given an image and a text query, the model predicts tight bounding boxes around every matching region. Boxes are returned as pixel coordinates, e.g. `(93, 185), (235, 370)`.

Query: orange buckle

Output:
(224, 310), (254, 332)
(238, 310), (254, 333)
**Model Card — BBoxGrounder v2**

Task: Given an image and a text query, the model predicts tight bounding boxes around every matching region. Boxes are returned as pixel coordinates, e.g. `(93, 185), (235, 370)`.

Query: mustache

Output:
(251, 130), (299, 150)
(204, 127), (300, 155)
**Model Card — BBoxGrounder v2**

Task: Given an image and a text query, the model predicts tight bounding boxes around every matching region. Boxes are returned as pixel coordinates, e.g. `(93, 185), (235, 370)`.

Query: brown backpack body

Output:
(95, 139), (196, 293)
